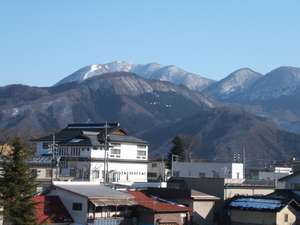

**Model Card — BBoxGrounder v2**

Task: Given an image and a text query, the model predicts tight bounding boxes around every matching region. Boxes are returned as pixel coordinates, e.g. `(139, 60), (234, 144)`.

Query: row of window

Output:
(53, 146), (147, 159)
(92, 169), (146, 179)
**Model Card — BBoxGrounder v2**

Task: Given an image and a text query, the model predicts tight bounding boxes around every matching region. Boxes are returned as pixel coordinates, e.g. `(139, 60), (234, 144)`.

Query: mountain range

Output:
(56, 61), (300, 134)
(57, 61), (215, 91)
(1, 66), (300, 166)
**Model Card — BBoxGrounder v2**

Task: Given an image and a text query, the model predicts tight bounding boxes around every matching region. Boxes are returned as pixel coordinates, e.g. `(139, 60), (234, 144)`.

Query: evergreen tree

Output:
(166, 136), (185, 169)
(0, 138), (38, 225)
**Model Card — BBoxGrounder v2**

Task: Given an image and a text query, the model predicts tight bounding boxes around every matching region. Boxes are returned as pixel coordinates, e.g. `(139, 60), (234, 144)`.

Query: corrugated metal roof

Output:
(54, 183), (133, 199)
(229, 197), (285, 212)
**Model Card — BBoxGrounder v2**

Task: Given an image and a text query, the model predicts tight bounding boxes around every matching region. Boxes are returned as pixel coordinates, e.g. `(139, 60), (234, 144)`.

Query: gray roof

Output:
(109, 135), (147, 144)
(54, 183), (133, 199)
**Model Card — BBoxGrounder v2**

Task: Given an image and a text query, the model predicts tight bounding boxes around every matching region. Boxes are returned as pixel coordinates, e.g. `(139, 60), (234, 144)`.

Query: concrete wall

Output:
(279, 174), (300, 189)
(172, 162), (244, 180)
(154, 212), (188, 225)
(168, 177), (225, 200)
(230, 209), (276, 225)
(224, 187), (274, 200)
(49, 187), (88, 225)
(193, 200), (215, 225)
(276, 205), (296, 225)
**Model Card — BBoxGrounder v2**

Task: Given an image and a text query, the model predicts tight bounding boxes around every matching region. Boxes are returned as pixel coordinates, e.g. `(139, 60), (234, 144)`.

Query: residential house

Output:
(228, 196), (300, 225)
(144, 188), (220, 225)
(128, 190), (191, 225)
(32, 123), (148, 184)
(48, 182), (136, 225)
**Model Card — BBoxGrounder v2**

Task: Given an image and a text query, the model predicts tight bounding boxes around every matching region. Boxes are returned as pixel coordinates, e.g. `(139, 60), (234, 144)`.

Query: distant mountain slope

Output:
(204, 68), (262, 100)
(141, 108), (300, 166)
(245, 66), (300, 101)
(210, 66), (300, 134)
(56, 61), (215, 91)
(1, 72), (300, 166)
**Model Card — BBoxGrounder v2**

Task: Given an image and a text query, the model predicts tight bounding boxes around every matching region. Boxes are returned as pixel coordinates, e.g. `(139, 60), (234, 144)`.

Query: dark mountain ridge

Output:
(1, 72), (300, 166)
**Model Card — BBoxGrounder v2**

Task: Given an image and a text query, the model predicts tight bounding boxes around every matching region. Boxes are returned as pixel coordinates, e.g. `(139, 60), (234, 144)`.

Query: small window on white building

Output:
(93, 170), (99, 179)
(284, 214), (288, 222)
(110, 148), (121, 158)
(137, 150), (146, 159)
(137, 145), (147, 149)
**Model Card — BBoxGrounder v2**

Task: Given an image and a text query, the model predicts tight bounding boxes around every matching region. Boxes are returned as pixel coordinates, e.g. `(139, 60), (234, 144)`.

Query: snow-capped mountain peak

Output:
(56, 61), (215, 91)
(205, 67), (262, 99)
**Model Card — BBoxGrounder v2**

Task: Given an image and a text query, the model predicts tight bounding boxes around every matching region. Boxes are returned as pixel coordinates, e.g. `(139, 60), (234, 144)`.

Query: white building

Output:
(259, 166), (293, 182)
(49, 181), (135, 225)
(172, 161), (244, 180)
(32, 123), (148, 185)
(147, 160), (170, 182)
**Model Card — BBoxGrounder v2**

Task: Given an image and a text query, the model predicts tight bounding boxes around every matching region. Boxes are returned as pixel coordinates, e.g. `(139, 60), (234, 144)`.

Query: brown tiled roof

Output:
(33, 195), (73, 224)
(128, 190), (191, 213)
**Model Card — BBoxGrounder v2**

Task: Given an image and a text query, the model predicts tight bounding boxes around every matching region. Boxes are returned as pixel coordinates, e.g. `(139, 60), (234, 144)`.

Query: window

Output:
(199, 172), (205, 178)
(72, 203), (82, 211)
(70, 168), (76, 177)
(152, 163), (157, 167)
(137, 145), (147, 149)
(284, 214), (288, 222)
(93, 170), (99, 179)
(148, 172), (157, 178)
(46, 169), (52, 178)
(137, 150), (146, 159)
(110, 148), (121, 158)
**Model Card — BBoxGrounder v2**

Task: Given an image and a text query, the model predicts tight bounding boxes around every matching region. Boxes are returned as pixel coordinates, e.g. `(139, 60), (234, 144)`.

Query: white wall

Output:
(49, 187), (88, 225)
(173, 162), (244, 179)
(90, 161), (147, 184)
(231, 163), (244, 179)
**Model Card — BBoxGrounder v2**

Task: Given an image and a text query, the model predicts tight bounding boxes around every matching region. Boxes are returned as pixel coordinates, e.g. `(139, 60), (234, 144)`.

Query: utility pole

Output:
(104, 121), (109, 184)
(49, 134), (58, 182)
(243, 145), (246, 179)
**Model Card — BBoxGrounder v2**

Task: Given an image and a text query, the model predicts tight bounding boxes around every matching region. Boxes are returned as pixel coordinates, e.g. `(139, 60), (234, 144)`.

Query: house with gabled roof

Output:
(31, 123), (148, 184)
(49, 181), (136, 225)
(128, 190), (191, 225)
(227, 195), (300, 225)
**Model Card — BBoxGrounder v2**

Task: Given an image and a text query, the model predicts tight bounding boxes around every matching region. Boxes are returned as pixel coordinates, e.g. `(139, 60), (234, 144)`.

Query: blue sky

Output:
(1, 1), (300, 86)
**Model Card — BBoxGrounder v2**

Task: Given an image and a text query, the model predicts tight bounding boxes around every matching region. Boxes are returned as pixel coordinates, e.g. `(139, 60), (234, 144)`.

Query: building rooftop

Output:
(128, 190), (191, 213)
(31, 123), (147, 146)
(53, 182), (134, 200)
(33, 195), (73, 224)
(145, 188), (219, 201)
(229, 197), (284, 211)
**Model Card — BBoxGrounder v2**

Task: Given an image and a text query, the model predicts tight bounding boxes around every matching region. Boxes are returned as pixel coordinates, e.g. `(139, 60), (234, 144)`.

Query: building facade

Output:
(172, 161), (244, 180)
(32, 123), (148, 184)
